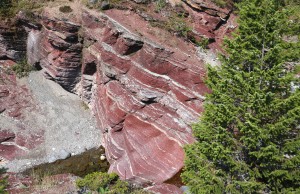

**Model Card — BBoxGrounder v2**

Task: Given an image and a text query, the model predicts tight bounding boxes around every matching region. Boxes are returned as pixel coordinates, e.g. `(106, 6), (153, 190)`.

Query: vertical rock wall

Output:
(38, 17), (83, 91)
(0, 23), (27, 61)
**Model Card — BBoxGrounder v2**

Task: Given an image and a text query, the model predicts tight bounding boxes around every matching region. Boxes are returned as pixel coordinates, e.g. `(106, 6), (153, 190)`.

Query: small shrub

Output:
(188, 35), (210, 49)
(76, 172), (128, 193)
(109, 179), (129, 194)
(166, 14), (192, 38)
(0, 0), (43, 19)
(0, 168), (8, 194)
(0, 0), (12, 17)
(294, 64), (300, 74)
(59, 5), (73, 13)
(212, 0), (226, 7)
(12, 60), (35, 78)
(76, 171), (154, 194)
(196, 37), (209, 49)
(98, 186), (109, 194)
(81, 101), (89, 110)
(154, 0), (167, 12)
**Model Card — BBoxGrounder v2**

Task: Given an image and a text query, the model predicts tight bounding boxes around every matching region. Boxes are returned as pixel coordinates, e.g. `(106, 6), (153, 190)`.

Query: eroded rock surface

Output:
(38, 16), (83, 91)
(78, 10), (208, 183)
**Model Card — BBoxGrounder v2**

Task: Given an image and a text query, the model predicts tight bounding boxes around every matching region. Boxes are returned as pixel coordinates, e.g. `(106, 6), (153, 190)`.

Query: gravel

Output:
(4, 71), (102, 172)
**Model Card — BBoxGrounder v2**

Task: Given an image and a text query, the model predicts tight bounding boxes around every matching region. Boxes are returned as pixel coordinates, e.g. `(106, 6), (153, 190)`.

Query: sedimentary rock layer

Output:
(37, 16), (83, 91)
(80, 10), (208, 183)
(0, 0), (235, 184)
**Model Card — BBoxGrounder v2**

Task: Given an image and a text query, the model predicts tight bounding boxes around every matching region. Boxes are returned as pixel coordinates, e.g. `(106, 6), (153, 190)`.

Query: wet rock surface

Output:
(23, 146), (109, 177)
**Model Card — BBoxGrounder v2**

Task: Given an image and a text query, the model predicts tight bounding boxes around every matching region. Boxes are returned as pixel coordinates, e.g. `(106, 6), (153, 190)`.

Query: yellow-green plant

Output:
(12, 59), (36, 78)
(0, 168), (8, 194)
(0, 0), (42, 18)
(76, 172), (128, 193)
(154, 0), (167, 12)
(212, 0), (227, 8)
(166, 14), (191, 38)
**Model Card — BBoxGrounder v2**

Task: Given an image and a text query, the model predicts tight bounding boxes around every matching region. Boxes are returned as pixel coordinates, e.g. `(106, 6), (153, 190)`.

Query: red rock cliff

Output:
(7, 0), (236, 184)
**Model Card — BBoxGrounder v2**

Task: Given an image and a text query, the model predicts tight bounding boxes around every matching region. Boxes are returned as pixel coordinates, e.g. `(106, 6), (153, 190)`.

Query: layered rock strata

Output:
(0, 24), (27, 61)
(78, 10), (208, 183)
(37, 16), (83, 91)
(0, 0), (235, 185)
(19, 9), (207, 183)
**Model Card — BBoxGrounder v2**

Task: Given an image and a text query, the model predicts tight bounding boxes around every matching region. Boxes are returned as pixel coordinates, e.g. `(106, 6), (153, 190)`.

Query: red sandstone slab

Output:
(127, 66), (170, 92)
(106, 81), (144, 113)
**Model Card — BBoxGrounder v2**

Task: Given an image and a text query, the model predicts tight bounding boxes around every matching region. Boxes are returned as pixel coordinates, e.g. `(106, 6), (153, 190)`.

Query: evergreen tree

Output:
(182, 0), (300, 193)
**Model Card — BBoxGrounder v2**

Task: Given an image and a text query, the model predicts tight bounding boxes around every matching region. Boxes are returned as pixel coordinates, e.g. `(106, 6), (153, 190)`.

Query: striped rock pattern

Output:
(20, 0), (234, 183)
(79, 11), (208, 183)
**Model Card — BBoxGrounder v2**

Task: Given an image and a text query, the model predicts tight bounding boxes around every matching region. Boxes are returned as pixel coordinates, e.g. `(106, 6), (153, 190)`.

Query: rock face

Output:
(182, 0), (236, 50)
(0, 0), (235, 185)
(0, 20), (102, 173)
(79, 10), (210, 184)
(0, 23), (27, 61)
(37, 15), (83, 91)
(76, 1), (236, 181)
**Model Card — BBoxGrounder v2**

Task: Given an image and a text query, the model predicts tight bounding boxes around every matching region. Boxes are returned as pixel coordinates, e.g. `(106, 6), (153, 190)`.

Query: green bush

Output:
(109, 179), (129, 194)
(212, 0), (227, 7)
(0, 168), (8, 194)
(166, 14), (191, 38)
(76, 172), (128, 193)
(0, 0), (42, 18)
(194, 37), (209, 49)
(0, 0), (12, 17)
(154, 0), (167, 12)
(76, 172), (154, 194)
(12, 60), (35, 78)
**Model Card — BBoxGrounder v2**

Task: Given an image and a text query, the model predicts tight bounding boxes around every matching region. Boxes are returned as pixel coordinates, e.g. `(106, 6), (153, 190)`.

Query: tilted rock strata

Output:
(181, 0), (235, 50)
(37, 15), (83, 91)
(21, 9), (207, 183)
(0, 0), (234, 184)
(81, 10), (207, 183)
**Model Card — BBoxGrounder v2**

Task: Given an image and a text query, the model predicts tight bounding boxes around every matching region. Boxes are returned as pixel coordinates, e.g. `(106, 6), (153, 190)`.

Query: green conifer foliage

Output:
(182, 0), (300, 193)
